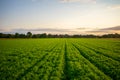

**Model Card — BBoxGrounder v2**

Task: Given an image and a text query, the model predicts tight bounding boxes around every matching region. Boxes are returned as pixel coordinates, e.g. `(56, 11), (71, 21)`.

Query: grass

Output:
(0, 38), (120, 80)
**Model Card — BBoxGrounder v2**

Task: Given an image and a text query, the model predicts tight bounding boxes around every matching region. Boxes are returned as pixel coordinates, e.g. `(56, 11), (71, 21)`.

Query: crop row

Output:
(0, 39), (120, 80)
(0, 39), (61, 80)
(64, 41), (111, 80)
(70, 40), (120, 80)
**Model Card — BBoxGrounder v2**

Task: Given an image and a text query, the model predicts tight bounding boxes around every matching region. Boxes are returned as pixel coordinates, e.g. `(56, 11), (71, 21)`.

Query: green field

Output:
(0, 38), (120, 80)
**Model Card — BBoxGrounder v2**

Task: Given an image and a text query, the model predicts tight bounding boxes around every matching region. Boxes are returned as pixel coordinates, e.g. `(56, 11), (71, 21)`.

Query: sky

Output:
(0, 0), (120, 35)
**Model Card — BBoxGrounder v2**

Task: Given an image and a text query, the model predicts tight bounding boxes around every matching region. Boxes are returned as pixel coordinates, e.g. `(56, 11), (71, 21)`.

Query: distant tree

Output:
(48, 34), (53, 38)
(32, 34), (40, 38)
(64, 34), (70, 38)
(6, 34), (14, 38)
(39, 33), (47, 38)
(102, 33), (120, 38)
(72, 35), (80, 38)
(27, 32), (32, 38)
(114, 33), (120, 38)
(0, 32), (120, 38)
(32, 34), (37, 38)
(19, 34), (26, 38)
(0, 33), (3, 38)
(0, 33), (7, 38)
(15, 33), (19, 38)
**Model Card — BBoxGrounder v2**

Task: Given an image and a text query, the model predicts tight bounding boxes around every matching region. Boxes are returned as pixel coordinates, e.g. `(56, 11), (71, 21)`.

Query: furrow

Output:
(63, 41), (70, 80)
(16, 44), (58, 80)
(72, 43), (120, 80)
(79, 42), (120, 62)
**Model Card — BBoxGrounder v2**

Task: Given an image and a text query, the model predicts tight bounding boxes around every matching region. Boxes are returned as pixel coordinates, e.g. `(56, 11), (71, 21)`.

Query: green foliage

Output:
(27, 32), (32, 38)
(0, 38), (120, 80)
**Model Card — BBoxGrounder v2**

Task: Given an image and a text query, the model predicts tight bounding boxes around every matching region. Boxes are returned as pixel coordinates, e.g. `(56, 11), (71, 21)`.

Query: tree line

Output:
(0, 32), (120, 38)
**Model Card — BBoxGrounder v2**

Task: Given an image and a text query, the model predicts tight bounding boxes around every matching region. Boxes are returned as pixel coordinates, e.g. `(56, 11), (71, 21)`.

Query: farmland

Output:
(0, 38), (120, 80)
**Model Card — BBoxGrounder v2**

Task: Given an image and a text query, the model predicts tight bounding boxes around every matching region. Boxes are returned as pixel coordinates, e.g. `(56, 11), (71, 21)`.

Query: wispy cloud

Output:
(13, 28), (70, 32)
(0, 28), (73, 34)
(76, 27), (87, 30)
(86, 26), (120, 34)
(100, 26), (120, 30)
(107, 5), (120, 10)
(31, 0), (38, 2)
(0, 28), (11, 32)
(1, 26), (120, 35)
(87, 30), (109, 33)
(59, 0), (96, 3)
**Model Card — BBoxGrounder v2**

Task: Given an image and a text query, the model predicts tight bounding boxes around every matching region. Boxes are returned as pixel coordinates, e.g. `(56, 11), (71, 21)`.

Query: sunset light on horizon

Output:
(0, 0), (120, 35)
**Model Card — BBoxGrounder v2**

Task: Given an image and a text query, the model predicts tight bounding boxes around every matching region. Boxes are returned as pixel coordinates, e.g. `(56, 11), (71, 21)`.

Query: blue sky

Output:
(0, 0), (120, 34)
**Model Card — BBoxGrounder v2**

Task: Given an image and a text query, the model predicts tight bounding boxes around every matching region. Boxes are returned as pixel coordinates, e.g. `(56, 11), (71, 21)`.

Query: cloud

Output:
(13, 28), (70, 32)
(87, 30), (109, 33)
(107, 5), (120, 10)
(0, 29), (5, 31)
(1, 26), (120, 35)
(59, 0), (96, 3)
(31, 0), (38, 2)
(0, 28), (71, 34)
(76, 27), (87, 30)
(100, 26), (120, 30)
(0, 28), (82, 34)
(86, 26), (120, 34)
(0, 28), (11, 32)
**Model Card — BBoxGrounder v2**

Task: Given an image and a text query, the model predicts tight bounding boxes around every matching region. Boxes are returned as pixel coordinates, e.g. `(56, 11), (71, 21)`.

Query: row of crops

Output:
(0, 38), (120, 80)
